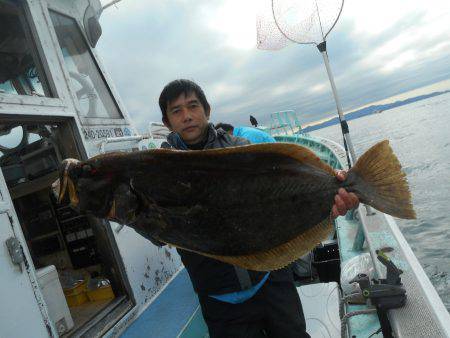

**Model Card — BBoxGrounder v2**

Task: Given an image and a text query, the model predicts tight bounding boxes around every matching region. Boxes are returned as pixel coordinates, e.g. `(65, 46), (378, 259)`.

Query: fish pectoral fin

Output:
(204, 218), (333, 271)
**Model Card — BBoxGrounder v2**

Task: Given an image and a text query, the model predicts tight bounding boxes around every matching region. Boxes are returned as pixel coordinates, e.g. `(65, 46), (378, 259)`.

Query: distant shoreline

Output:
(301, 90), (450, 133)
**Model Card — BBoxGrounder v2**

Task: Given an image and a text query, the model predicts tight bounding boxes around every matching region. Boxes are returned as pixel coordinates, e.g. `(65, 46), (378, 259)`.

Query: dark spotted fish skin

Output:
(69, 148), (341, 255)
(129, 152), (342, 255)
(61, 141), (415, 270)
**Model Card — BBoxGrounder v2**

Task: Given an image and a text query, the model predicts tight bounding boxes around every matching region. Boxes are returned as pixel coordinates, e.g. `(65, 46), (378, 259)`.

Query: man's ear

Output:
(163, 117), (172, 130)
(205, 108), (211, 120)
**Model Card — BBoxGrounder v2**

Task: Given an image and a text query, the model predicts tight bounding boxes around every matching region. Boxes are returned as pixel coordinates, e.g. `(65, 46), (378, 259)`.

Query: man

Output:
(215, 122), (276, 144)
(158, 79), (358, 338)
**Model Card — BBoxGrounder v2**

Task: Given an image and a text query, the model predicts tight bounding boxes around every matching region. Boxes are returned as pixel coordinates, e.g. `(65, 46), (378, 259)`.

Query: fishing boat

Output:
(0, 0), (449, 337)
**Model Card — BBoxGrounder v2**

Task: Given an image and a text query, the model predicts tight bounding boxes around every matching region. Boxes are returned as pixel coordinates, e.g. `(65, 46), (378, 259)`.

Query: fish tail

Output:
(348, 140), (416, 219)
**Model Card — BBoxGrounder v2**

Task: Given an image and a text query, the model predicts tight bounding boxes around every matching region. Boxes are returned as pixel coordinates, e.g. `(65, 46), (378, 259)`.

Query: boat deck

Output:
(120, 267), (343, 338)
(120, 268), (206, 338)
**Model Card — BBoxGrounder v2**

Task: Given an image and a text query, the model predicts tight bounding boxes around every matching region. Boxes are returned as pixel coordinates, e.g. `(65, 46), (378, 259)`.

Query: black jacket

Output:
(161, 124), (249, 150)
(161, 124), (292, 296)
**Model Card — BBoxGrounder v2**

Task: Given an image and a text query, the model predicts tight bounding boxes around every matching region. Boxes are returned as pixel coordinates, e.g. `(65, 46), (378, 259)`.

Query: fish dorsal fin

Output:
(174, 143), (336, 175)
(87, 143), (335, 177)
(253, 143), (335, 175)
(165, 217), (333, 271)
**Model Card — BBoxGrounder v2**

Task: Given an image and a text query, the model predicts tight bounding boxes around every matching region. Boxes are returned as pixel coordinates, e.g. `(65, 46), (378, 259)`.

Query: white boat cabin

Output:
(0, 1), (181, 337)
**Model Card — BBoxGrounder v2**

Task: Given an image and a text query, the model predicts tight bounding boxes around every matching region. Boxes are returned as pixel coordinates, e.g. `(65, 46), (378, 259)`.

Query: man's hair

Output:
(159, 79), (210, 122)
(215, 123), (234, 132)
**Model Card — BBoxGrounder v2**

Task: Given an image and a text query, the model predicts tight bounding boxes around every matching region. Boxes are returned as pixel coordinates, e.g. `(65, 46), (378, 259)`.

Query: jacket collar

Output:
(167, 123), (222, 150)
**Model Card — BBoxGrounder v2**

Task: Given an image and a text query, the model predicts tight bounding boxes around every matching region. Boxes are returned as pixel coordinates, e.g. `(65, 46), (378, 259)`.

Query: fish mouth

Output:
(58, 158), (81, 207)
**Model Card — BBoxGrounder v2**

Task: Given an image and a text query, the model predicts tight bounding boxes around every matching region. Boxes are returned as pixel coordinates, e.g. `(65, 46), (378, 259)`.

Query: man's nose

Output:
(181, 107), (193, 121)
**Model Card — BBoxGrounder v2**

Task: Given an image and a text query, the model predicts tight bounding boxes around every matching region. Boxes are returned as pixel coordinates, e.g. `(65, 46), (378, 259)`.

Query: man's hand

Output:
(331, 171), (359, 219)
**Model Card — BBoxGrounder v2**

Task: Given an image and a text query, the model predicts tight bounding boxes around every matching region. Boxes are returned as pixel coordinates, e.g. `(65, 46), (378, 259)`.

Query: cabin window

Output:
(49, 11), (123, 119)
(0, 2), (51, 97)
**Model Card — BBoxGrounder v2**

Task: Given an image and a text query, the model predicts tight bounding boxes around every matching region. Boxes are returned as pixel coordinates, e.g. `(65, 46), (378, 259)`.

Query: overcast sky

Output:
(97, 0), (450, 132)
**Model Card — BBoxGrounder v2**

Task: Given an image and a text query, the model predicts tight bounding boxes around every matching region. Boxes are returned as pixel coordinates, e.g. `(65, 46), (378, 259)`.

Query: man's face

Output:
(164, 92), (210, 145)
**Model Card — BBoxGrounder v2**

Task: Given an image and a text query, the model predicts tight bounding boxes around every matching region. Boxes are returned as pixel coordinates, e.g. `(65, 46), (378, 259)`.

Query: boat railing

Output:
(318, 136), (450, 337)
(268, 110), (304, 136)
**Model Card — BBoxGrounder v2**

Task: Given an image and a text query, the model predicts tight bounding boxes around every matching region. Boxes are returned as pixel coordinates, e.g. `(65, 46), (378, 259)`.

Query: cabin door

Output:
(0, 168), (55, 337)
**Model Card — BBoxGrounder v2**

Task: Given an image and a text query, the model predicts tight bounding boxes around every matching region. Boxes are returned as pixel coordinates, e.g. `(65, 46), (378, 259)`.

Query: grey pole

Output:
(318, 41), (375, 220)
(317, 41), (357, 166)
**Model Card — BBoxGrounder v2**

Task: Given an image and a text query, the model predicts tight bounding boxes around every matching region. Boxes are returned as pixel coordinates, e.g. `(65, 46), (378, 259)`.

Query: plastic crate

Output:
(56, 206), (80, 220)
(66, 292), (88, 307)
(63, 280), (88, 307)
(86, 285), (114, 302)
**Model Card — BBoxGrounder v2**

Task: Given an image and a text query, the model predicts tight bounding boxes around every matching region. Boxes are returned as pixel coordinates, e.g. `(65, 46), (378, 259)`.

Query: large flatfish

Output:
(58, 140), (415, 271)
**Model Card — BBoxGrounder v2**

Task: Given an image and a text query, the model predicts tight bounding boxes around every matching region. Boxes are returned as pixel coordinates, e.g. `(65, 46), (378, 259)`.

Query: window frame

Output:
(46, 4), (131, 125)
(0, 0), (77, 118)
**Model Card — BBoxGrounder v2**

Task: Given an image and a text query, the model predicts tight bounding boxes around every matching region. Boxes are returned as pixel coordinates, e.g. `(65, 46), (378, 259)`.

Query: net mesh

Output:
(256, 1), (289, 50)
(257, 0), (344, 49)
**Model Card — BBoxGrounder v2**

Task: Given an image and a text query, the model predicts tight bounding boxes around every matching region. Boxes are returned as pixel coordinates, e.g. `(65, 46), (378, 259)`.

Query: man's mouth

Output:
(183, 126), (197, 132)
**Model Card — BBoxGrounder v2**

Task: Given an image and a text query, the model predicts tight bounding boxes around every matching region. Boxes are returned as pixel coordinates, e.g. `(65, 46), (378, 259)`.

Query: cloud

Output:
(202, 0), (258, 50)
(97, 0), (450, 132)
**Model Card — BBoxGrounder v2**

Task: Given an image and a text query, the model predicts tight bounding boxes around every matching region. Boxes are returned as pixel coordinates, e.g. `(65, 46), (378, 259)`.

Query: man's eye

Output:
(171, 109), (180, 114)
(189, 103), (199, 109)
